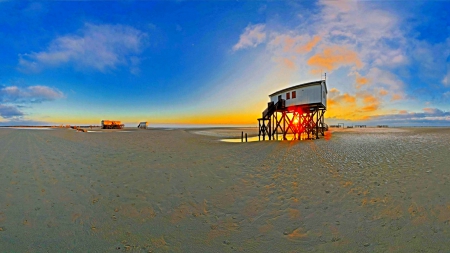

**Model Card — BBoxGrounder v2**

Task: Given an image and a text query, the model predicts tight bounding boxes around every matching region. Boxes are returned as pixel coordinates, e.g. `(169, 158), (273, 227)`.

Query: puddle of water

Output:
(221, 136), (261, 142)
(11, 127), (53, 130)
(221, 134), (315, 142)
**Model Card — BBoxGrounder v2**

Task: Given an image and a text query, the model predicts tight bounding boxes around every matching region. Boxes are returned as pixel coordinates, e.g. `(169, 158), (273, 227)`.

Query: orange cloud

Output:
(325, 89), (385, 120)
(343, 93), (356, 103)
(327, 98), (338, 107)
(379, 89), (388, 96)
(270, 35), (321, 54)
(361, 94), (380, 112)
(295, 36), (321, 53)
(391, 94), (402, 101)
(283, 58), (296, 70)
(355, 75), (369, 89)
(362, 104), (378, 112)
(423, 108), (435, 114)
(363, 94), (378, 104)
(307, 46), (363, 74)
(399, 110), (408, 114)
(329, 88), (340, 94)
(283, 37), (295, 52)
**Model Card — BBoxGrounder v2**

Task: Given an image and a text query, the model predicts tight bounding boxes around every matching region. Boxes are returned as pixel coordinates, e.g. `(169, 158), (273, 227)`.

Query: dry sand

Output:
(0, 127), (449, 252)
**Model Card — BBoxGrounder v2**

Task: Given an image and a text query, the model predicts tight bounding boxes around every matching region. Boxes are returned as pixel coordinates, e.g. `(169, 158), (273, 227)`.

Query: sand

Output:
(0, 127), (449, 252)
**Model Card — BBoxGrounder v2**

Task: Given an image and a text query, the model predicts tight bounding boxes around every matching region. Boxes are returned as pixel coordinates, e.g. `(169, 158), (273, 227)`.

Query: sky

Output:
(0, 0), (449, 127)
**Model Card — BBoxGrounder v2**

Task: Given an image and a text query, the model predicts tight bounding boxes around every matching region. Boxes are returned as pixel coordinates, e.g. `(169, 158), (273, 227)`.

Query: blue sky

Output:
(0, 0), (449, 126)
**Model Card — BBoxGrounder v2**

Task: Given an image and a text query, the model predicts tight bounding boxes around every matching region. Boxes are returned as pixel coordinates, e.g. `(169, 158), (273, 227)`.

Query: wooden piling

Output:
(241, 131), (244, 142)
(245, 133), (248, 142)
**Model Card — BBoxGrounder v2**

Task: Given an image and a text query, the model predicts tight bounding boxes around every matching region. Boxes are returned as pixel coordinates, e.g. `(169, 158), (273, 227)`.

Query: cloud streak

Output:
(307, 46), (363, 74)
(0, 85), (64, 121)
(0, 104), (24, 119)
(368, 108), (450, 125)
(233, 24), (266, 51)
(1, 85), (64, 103)
(18, 23), (147, 73)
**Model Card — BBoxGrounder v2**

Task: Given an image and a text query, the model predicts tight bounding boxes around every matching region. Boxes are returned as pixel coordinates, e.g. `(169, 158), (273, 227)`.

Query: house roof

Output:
(269, 80), (327, 97)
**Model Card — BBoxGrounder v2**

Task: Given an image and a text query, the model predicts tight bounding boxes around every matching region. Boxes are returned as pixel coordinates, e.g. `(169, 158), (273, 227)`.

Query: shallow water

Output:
(221, 133), (312, 142)
(10, 127), (53, 130)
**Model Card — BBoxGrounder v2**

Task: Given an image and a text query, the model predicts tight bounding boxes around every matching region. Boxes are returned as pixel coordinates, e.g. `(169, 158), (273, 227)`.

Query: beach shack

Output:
(137, 122), (148, 129)
(268, 80), (327, 109)
(101, 120), (124, 129)
(258, 80), (328, 141)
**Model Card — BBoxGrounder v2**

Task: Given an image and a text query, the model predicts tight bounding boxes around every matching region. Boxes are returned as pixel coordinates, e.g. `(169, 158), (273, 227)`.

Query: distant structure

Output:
(137, 122), (148, 129)
(258, 80), (328, 140)
(101, 120), (124, 129)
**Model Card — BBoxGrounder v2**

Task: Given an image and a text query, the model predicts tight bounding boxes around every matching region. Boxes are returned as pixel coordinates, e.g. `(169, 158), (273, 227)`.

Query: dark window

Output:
(292, 91), (296, 99)
(286, 92), (290, 100)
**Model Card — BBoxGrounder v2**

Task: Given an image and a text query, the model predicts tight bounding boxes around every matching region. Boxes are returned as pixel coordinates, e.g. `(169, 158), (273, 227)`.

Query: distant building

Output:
(138, 122), (148, 129)
(101, 120), (124, 129)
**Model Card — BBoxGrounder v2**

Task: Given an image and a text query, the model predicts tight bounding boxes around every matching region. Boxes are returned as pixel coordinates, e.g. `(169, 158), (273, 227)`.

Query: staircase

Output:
(262, 99), (285, 119)
(258, 99), (285, 141)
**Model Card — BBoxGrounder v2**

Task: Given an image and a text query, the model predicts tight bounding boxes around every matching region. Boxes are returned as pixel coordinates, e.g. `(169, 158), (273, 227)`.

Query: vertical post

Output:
(322, 110), (325, 136)
(268, 118), (271, 140)
(272, 112), (275, 140)
(271, 113), (274, 140)
(258, 120), (260, 141)
(242, 131), (244, 142)
(296, 111), (299, 140)
(262, 121), (265, 141)
(316, 108), (319, 139)
(245, 133), (248, 142)
(276, 112), (278, 141)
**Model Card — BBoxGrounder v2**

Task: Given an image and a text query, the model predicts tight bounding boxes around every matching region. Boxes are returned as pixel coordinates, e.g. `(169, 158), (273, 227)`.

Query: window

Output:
(292, 91), (296, 99)
(286, 92), (290, 100)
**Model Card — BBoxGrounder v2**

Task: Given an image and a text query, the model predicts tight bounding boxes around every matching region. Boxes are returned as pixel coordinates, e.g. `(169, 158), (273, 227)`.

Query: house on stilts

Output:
(258, 79), (328, 141)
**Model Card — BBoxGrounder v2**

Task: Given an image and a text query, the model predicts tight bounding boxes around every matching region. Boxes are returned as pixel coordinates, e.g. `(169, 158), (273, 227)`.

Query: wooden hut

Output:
(101, 120), (124, 129)
(258, 80), (328, 140)
(137, 122), (148, 129)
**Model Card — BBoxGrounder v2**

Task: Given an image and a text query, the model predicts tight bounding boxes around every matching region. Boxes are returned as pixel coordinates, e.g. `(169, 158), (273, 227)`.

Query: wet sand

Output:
(0, 127), (449, 252)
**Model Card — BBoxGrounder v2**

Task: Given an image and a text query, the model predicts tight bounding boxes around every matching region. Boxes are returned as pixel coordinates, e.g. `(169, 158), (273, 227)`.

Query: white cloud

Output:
(366, 67), (404, 92)
(0, 85), (64, 103)
(443, 67), (450, 87)
(410, 39), (449, 83)
(0, 84), (65, 121)
(370, 108), (450, 123)
(18, 23), (147, 73)
(0, 104), (24, 119)
(233, 24), (266, 51)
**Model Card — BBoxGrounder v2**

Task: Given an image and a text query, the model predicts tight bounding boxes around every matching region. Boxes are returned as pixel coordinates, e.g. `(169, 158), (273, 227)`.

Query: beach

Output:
(0, 127), (449, 252)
